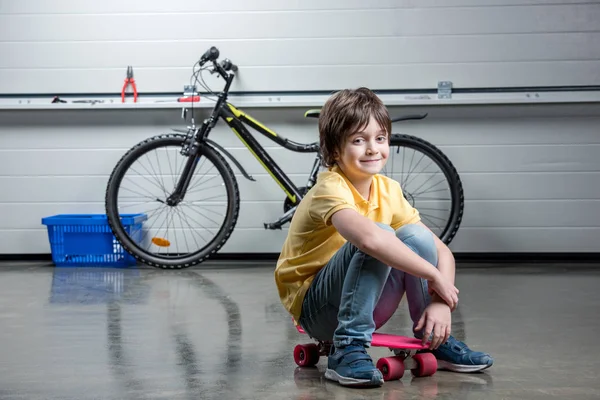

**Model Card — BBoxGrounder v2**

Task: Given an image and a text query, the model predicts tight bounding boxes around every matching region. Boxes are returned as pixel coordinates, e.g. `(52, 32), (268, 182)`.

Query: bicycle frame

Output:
(182, 65), (323, 205)
(219, 103), (321, 204)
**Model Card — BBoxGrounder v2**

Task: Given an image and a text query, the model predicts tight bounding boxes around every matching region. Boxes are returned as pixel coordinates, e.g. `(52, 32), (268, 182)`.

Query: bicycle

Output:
(105, 46), (464, 269)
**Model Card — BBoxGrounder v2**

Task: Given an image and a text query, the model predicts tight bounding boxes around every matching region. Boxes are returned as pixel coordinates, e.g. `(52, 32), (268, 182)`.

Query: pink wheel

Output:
(376, 356), (405, 381)
(411, 353), (437, 377)
(293, 343), (320, 367)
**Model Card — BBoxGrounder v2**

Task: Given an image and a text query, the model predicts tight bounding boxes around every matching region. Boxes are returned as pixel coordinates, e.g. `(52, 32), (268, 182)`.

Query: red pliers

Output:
(121, 66), (138, 103)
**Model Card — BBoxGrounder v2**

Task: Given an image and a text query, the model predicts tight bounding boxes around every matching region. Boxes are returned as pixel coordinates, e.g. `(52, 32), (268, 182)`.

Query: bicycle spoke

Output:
(408, 176), (447, 198)
(181, 203), (222, 231)
(181, 201), (226, 217)
(420, 214), (445, 232)
(139, 155), (169, 197)
(161, 146), (172, 190)
(118, 190), (159, 205)
(419, 212), (447, 222)
(154, 209), (173, 254)
(122, 173), (165, 199)
(117, 199), (161, 209)
(402, 152), (426, 187)
(398, 147), (417, 187)
(416, 207), (450, 212)
(174, 206), (195, 254)
(404, 166), (439, 193)
(187, 174), (216, 195)
(411, 187), (449, 198)
(187, 193), (229, 203)
(151, 150), (169, 195)
(178, 204), (214, 244)
(180, 202), (223, 228)
(412, 197), (452, 201)
(184, 182), (225, 197)
(165, 207), (175, 257)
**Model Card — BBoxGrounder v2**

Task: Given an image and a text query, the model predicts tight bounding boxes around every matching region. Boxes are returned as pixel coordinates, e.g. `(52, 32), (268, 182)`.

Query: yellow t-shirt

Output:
(274, 164), (421, 321)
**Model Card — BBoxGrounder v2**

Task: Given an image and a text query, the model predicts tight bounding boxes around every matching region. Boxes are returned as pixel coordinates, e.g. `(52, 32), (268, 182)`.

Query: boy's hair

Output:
(318, 87), (391, 168)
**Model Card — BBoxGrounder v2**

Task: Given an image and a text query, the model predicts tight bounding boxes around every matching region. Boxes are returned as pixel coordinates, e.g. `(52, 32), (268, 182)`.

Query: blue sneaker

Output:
(324, 341), (384, 387)
(424, 336), (494, 373)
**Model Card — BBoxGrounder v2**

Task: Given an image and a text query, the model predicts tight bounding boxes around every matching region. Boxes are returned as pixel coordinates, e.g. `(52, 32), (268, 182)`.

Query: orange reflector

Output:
(152, 237), (171, 247)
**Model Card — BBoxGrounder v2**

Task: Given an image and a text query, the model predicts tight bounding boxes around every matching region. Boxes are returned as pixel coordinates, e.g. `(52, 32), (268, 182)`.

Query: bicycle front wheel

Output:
(105, 134), (240, 268)
(385, 134), (464, 244)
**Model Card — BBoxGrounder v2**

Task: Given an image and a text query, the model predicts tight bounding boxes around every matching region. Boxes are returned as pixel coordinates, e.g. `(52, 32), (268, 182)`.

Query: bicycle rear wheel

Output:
(385, 134), (464, 244)
(105, 134), (240, 268)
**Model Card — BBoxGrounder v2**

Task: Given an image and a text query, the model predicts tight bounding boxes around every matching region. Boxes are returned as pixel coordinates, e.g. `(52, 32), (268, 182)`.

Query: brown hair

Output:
(318, 87), (391, 168)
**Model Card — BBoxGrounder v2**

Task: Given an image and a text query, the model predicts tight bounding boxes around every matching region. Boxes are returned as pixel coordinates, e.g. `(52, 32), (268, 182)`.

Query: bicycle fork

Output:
(166, 151), (200, 206)
(167, 121), (208, 205)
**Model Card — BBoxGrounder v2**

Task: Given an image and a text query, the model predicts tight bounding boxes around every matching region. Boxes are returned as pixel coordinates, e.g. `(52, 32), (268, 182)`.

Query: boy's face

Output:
(334, 115), (389, 181)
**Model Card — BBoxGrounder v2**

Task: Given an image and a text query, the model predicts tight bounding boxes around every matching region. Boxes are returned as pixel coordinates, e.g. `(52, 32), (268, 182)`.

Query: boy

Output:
(274, 88), (493, 387)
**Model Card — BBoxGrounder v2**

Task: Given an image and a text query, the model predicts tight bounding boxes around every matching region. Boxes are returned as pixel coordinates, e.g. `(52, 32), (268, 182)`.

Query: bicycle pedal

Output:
(264, 222), (282, 230)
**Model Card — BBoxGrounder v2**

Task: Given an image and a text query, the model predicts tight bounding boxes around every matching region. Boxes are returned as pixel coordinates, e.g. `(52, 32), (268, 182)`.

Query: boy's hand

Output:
(415, 302), (452, 349)
(428, 273), (459, 310)
(429, 290), (458, 312)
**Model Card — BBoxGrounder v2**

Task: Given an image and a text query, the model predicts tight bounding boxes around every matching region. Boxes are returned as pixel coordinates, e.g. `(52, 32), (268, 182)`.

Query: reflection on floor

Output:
(0, 260), (599, 399)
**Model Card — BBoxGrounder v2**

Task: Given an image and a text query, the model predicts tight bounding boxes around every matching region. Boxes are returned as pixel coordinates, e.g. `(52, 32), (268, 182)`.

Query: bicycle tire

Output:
(389, 134), (464, 244)
(105, 134), (240, 268)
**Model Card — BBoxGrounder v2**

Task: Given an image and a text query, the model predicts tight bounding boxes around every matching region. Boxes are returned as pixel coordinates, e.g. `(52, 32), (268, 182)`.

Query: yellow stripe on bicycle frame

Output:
(227, 104), (278, 137)
(229, 127), (296, 202)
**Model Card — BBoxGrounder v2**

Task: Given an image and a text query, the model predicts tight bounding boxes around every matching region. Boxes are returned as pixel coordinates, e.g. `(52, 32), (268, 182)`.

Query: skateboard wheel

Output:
(411, 353), (437, 377)
(376, 356), (405, 381)
(293, 343), (319, 367)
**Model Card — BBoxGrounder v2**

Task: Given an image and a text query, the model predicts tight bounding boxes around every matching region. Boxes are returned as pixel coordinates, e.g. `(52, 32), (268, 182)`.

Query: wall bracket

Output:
(437, 81), (453, 99)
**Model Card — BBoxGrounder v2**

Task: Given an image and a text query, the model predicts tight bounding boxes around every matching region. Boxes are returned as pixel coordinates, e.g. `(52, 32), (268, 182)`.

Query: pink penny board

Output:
(294, 322), (438, 379)
(370, 333), (429, 350)
(296, 325), (429, 350)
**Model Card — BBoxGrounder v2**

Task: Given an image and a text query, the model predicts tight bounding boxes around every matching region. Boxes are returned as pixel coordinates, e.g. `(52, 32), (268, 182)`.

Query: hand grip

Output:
(200, 46), (220, 63)
(221, 59), (238, 72)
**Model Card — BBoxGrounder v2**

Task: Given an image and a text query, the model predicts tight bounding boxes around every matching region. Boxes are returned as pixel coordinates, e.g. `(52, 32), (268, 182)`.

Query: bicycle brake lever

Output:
(207, 62), (219, 75)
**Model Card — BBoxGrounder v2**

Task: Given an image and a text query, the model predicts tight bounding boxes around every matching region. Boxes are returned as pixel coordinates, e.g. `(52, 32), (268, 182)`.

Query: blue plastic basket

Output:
(41, 214), (147, 267)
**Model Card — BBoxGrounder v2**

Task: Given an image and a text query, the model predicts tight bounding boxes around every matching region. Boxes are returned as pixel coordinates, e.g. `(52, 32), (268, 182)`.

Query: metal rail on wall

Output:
(1, 89), (600, 110)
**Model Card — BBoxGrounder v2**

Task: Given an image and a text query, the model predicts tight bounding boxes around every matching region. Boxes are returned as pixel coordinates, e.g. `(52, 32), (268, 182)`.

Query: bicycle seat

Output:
(304, 109), (321, 119)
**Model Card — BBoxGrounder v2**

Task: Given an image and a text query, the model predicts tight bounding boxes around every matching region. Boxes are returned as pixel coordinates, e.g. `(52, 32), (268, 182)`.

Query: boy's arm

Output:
(416, 221), (457, 310)
(331, 209), (459, 309)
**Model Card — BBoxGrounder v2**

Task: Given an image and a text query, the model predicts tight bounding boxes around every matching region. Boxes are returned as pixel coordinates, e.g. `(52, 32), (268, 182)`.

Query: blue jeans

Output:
(298, 223), (438, 348)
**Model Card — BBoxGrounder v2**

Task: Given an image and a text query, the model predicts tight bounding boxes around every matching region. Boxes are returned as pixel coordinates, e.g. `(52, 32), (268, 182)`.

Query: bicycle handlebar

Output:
(220, 59), (238, 72)
(200, 46), (220, 63)
(199, 46), (238, 74)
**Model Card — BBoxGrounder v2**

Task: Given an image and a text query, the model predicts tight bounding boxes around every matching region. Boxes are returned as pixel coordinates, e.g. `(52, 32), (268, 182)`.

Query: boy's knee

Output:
(395, 224), (437, 265)
(367, 222), (436, 266)
(376, 222), (435, 251)
(396, 223), (432, 240)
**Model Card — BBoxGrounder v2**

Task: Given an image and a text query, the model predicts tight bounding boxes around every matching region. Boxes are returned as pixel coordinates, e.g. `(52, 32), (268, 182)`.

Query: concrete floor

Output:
(0, 261), (599, 400)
